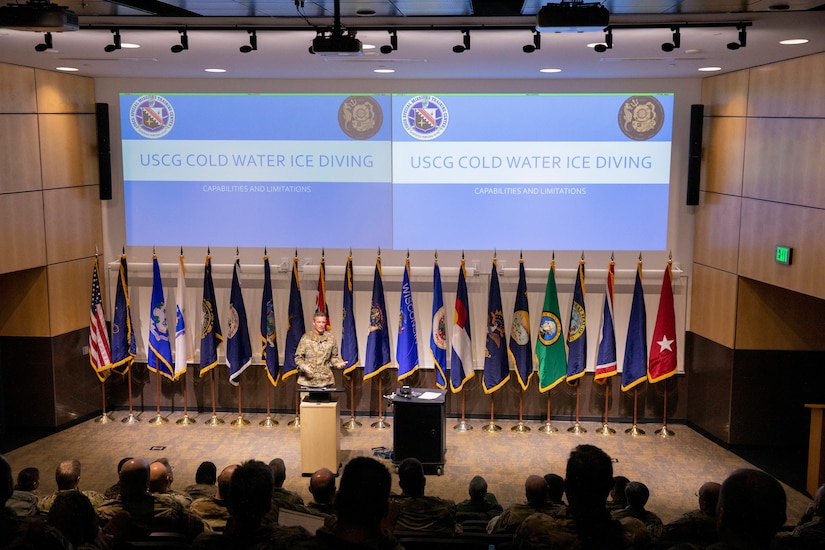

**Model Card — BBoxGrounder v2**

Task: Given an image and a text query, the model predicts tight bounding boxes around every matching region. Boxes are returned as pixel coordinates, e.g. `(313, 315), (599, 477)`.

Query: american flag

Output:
(89, 258), (112, 381)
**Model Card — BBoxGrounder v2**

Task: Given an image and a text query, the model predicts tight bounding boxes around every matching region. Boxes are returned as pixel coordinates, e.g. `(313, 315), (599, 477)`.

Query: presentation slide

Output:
(120, 92), (673, 250)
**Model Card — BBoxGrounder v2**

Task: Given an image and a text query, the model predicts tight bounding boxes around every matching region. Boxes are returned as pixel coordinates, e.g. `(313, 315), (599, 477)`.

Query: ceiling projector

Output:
(0, 0), (78, 31)
(310, 33), (363, 56)
(536, 1), (609, 33)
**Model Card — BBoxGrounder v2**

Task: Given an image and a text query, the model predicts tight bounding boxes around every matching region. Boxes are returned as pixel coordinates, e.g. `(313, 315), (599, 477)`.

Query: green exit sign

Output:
(775, 246), (793, 265)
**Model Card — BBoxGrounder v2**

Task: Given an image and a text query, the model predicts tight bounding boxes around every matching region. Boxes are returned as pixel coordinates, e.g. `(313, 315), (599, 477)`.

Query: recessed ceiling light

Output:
(540, 68), (562, 73)
(362, 43), (376, 50)
(698, 66), (721, 72)
(373, 68), (395, 73)
(204, 68), (226, 73)
(780, 38), (809, 45)
(56, 66), (78, 71)
(121, 42), (140, 49)
(684, 49), (701, 54)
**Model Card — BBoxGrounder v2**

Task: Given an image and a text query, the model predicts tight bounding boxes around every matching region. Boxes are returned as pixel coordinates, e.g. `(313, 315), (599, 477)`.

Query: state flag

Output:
(147, 256), (174, 381)
(316, 257), (331, 331)
(450, 259), (474, 392)
(621, 262), (648, 392)
(341, 256), (360, 378)
(261, 256), (280, 386)
(282, 256), (305, 380)
(110, 253), (136, 375)
(174, 254), (193, 380)
(508, 259), (533, 390)
(227, 259), (252, 386)
(396, 258), (419, 381)
(483, 259), (510, 393)
(566, 261), (587, 383)
(199, 254), (223, 377)
(648, 261), (678, 383)
(594, 261), (618, 382)
(536, 262), (567, 392)
(430, 261), (448, 390)
(364, 257), (392, 380)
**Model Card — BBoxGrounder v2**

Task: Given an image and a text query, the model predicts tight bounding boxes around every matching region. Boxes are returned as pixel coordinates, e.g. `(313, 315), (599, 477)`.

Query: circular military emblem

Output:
(129, 95), (175, 139)
(201, 299), (215, 339)
(618, 95), (664, 141)
(227, 304), (240, 339)
(568, 303), (586, 342)
(511, 310), (530, 346)
(432, 308), (447, 350)
(338, 96), (383, 140)
(539, 312), (561, 346)
(401, 95), (449, 140)
(369, 303), (384, 332)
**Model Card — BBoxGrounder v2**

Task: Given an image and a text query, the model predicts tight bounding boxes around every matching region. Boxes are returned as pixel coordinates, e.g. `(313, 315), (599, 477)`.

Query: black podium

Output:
(392, 389), (446, 475)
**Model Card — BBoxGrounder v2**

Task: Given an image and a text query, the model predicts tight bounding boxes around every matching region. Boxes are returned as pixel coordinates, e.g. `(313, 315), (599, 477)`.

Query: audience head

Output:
(269, 458), (287, 488)
(544, 473), (565, 503)
(119, 458), (150, 500)
(46, 491), (98, 546)
(620, 516), (652, 549)
(611, 475), (630, 503)
(216, 464), (236, 501)
(229, 459), (274, 525)
(564, 444), (614, 513)
(155, 457), (174, 484)
(1, 455), (12, 505)
(397, 457), (426, 497)
(55, 459), (82, 491)
(334, 456), (391, 530)
(625, 481), (650, 510)
(149, 460), (172, 493)
(15, 467), (39, 492)
(309, 467), (336, 504)
(525, 474), (549, 506)
(697, 481), (721, 515)
(195, 461), (217, 485)
(116, 456), (132, 474)
(468, 475), (488, 503)
(716, 468), (786, 548)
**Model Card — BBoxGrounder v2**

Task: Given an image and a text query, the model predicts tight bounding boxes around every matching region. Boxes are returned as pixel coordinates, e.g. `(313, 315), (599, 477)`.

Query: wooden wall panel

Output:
(689, 263), (738, 348)
(34, 69), (95, 114)
(692, 192), (741, 273)
(43, 186), (103, 265)
(747, 52), (825, 118)
(0, 268), (50, 337)
(736, 278), (825, 351)
(0, 63), (36, 113)
(742, 118), (825, 209)
(700, 69), (749, 117)
(701, 116), (745, 196)
(0, 114), (42, 193)
(0, 191), (46, 274)
(48, 258), (95, 336)
(39, 114), (99, 190)
(738, 198), (825, 300)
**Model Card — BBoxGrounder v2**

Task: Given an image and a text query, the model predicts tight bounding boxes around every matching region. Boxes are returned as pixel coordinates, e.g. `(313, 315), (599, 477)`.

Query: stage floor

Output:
(2, 410), (812, 526)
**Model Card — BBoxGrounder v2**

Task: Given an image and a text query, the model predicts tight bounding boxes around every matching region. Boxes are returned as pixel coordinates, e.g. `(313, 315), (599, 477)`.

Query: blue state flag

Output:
(341, 256), (360, 379)
(282, 256), (305, 380)
(199, 254), (223, 377)
(430, 261), (447, 390)
(622, 262), (648, 391)
(364, 257), (392, 381)
(147, 256), (174, 381)
(397, 258), (419, 381)
(110, 253), (136, 375)
(483, 259), (510, 393)
(450, 259), (474, 393)
(508, 259), (533, 390)
(566, 261), (587, 383)
(261, 256), (280, 386)
(594, 261), (618, 382)
(227, 259), (252, 386)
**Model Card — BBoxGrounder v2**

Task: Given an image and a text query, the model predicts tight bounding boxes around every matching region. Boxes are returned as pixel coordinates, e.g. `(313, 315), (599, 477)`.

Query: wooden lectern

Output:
(300, 389), (341, 476)
(805, 404), (825, 497)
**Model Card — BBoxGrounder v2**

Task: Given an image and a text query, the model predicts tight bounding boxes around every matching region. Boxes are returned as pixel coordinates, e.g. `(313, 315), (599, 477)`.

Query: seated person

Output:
(190, 464), (235, 532)
(390, 457), (459, 535)
(606, 475), (630, 512)
(788, 483), (825, 547)
(611, 481), (663, 540)
(456, 475), (503, 523)
(150, 458), (191, 508)
(266, 458), (310, 524)
(38, 459), (106, 515)
(661, 481), (720, 546)
(544, 473), (567, 506)
(47, 490), (122, 549)
(103, 457), (132, 501)
(488, 474), (563, 533)
(307, 468), (336, 517)
(185, 461), (218, 500)
(7, 467), (40, 517)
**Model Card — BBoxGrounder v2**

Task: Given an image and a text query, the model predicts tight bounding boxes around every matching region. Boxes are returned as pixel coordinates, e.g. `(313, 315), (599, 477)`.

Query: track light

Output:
(171, 29), (188, 53)
(453, 29), (470, 53)
(594, 28), (612, 52)
(661, 27), (680, 52)
(727, 24), (747, 50)
(523, 30), (540, 53)
(34, 32), (53, 52)
(379, 30), (397, 54)
(104, 29), (121, 53)
(240, 30), (257, 53)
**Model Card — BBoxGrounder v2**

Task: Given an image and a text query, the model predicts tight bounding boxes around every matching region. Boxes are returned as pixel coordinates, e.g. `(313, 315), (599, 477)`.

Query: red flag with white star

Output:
(648, 261), (677, 383)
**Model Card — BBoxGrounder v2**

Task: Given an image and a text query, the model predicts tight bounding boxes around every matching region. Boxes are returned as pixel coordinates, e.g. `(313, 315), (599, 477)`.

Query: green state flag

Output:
(536, 262), (567, 392)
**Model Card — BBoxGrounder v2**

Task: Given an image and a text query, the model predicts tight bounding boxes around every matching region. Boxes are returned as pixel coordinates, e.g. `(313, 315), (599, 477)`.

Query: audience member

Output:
(37, 459), (107, 515)
(611, 481), (663, 539)
(513, 512), (579, 550)
(102, 457), (132, 500)
(705, 468), (787, 550)
(456, 475), (503, 522)
(660, 481), (721, 546)
(266, 457), (309, 524)
(190, 464), (235, 532)
(488, 474), (562, 533)
(544, 473), (566, 506)
(789, 483), (825, 546)
(150, 458), (192, 508)
(607, 475), (630, 512)
(7, 466), (40, 516)
(47, 490), (120, 549)
(185, 461), (218, 500)
(390, 457), (460, 535)
(307, 467), (336, 517)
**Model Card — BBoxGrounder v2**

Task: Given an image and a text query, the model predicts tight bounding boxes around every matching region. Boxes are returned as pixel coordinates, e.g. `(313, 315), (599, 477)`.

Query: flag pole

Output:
(342, 373), (361, 430)
(148, 370), (168, 424)
(370, 376), (390, 429)
(538, 391), (557, 433)
(596, 380), (615, 435)
(260, 386), (278, 427)
(625, 388), (645, 436)
(205, 369), (224, 426)
(231, 383), (250, 426)
(511, 389), (530, 432)
(176, 373), (196, 425)
(94, 380), (113, 423)
(482, 393), (501, 432)
(287, 388), (300, 428)
(453, 392), (472, 431)
(122, 368), (140, 423)
(655, 385), (675, 437)
(568, 383), (586, 433)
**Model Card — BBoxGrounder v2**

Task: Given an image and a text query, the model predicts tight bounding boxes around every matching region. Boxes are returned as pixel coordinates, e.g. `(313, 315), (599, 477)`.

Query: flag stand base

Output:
(176, 414), (196, 426)
(453, 420), (473, 432)
(482, 421), (501, 432)
(511, 421), (530, 433)
(259, 415), (279, 428)
(567, 422), (586, 434)
(625, 424), (645, 436)
(287, 416), (300, 428)
(655, 425), (675, 438)
(122, 413), (140, 424)
(342, 418), (361, 430)
(148, 414), (168, 425)
(95, 413), (114, 424)
(230, 415), (250, 427)
(537, 422), (558, 434)
(371, 417), (390, 430)
(205, 414), (225, 426)
(596, 423), (616, 435)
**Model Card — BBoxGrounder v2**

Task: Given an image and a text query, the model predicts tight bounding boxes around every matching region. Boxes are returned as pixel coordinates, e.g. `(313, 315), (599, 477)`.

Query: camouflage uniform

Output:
(294, 330), (342, 388)
(96, 493), (208, 539)
(265, 487), (309, 524)
(37, 489), (106, 515)
(390, 495), (458, 535)
(487, 501), (566, 533)
(190, 497), (231, 532)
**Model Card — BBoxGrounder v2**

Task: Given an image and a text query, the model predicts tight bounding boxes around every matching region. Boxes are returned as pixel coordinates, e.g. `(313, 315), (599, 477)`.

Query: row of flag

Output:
(89, 254), (678, 395)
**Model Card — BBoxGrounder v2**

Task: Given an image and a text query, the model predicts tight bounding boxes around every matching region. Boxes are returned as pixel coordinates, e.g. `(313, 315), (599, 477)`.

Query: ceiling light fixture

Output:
(593, 28), (612, 52)
(523, 30), (541, 53)
(171, 29), (188, 53)
(727, 24), (747, 50)
(453, 29), (470, 53)
(104, 29), (121, 52)
(661, 26), (680, 52)
(240, 30), (257, 53)
(34, 31), (53, 52)
(380, 30), (397, 54)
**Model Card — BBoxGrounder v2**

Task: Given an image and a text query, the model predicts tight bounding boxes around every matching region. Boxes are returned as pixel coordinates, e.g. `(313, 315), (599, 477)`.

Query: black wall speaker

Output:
(96, 102), (112, 200)
(686, 103), (704, 206)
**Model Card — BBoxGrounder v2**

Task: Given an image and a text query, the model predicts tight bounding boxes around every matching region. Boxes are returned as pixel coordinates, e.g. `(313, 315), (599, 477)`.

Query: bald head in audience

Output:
(119, 458), (151, 500)
(216, 464), (236, 501)
(525, 475), (550, 507)
(716, 468), (786, 549)
(149, 461), (172, 493)
(309, 468), (336, 505)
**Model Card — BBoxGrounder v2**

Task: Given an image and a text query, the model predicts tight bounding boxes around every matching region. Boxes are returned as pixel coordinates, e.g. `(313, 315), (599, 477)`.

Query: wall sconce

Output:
(240, 30), (257, 53)
(453, 29), (470, 53)
(171, 29), (189, 53)
(727, 24), (747, 50)
(35, 32), (53, 52)
(594, 28), (612, 52)
(380, 30), (397, 54)
(523, 30), (541, 53)
(104, 29), (121, 52)
(661, 27), (680, 52)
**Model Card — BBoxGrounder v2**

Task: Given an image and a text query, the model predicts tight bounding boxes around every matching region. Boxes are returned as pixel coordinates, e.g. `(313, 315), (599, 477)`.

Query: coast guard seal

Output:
(338, 96), (383, 140)
(618, 95), (664, 141)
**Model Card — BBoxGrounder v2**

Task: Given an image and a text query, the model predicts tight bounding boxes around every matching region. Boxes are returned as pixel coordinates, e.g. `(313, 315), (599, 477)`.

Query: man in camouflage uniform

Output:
(265, 458), (310, 524)
(294, 311), (347, 388)
(37, 459), (106, 515)
(190, 464), (235, 532)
